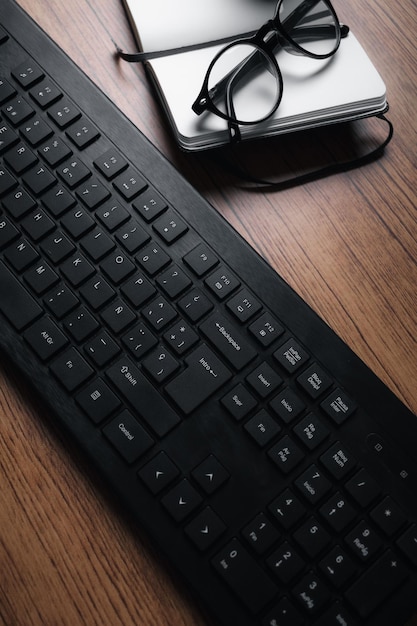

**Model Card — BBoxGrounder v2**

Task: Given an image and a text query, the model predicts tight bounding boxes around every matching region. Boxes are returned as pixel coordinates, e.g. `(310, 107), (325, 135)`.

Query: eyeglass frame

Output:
(191, 0), (349, 138)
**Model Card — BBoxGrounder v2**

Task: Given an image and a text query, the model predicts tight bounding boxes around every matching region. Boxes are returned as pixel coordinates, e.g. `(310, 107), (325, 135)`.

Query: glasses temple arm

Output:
(114, 30), (258, 63)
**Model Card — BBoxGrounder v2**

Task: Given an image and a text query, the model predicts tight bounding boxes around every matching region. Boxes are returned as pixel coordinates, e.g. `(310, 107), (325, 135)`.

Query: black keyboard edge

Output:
(1, 2), (417, 626)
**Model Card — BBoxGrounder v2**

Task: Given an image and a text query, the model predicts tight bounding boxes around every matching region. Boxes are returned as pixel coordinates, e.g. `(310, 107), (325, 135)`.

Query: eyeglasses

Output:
(191, 0), (349, 139)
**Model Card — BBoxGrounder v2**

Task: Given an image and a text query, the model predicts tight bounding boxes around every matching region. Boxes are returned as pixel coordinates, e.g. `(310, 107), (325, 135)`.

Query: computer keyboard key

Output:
(345, 550), (409, 618)
(246, 361), (283, 398)
(142, 346), (180, 383)
(106, 357), (180, 436)
(226, 288), (262, 323)
(212, 539), (277, 614)
(12, 60), (44, 88)
(3, 95), (34, 126)
(133, 187), (167, 222)
(200, 313), (257, 370)
(178, 288), (213, 322)
(21, 117), (53, 147)
(23, 254), (62, 292)
(23, 316), (69, 360)
(293, 413), (330, 450)
(345, 468), (381, 508)
(297, 363), (333, 399)
(319, 546), (357, 588)
(165, 343), (232, 414)
(242, 512), (280, 555)
(0, 122), (19, 155)
(183, 243), (218, 276)
(316, 602), (358, 626)
(29, 78), (62, 109)
(249, 311), (284, 347)
(51, 347), (94, 391)
(161, 478), (203, 522)
(84, 331), (120, 367)
(138, 451), (180, 494)
(5, 237), (39, 271)
(75, 378), (121, 424)
(93, 148), (128, 180)
(121, 322), (158, 360)
(185, 506), (226, 551)
(370, 496), (407, 536)
(163, 320), (199, 355)
(320, 388), (357, 425)
(103, 409), (154, 464)
(266, 541), (305, 584)
(66, 118), (100, 149)
(3, 186), (36, 219)
(220, 383), (258, 421)
(262, 597), (304, 626)
(294, 517), (331, 559)
(320, 443), (357, 480)
(38, 137), (72, 167)
(47, 97), (81, 129)
(293, 571), (331, 614)
(205, 265), (240, 300)
(269, 489), (306, 529)
(397, 525), (417, 569)
(0, 260), (42, 329)
(294, 464), (332, 505)
(274, 338), (310, 373)
(191, 454), (229, 494)
(319, 492), (357, 533)
(345, 521), (382, 561)
(0, 164), (17, 195)
(4, 141), (38, 174)
(0, 77), (16, 103)
(269, 387), (306, 424)
(113, 166), (147, 201)
(0, 216), (19, 250)
(57, 156), (91, 188)
(44, 283), (79, 319)
(152, 209), (188, 244)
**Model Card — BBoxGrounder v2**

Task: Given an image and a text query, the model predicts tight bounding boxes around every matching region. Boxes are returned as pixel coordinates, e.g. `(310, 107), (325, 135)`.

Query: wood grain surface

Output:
(1, 0), (416, 624)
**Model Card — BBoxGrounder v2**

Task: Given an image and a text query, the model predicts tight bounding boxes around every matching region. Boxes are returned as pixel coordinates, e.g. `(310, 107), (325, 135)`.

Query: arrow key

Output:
(138, 451), (180, 494)
(161, 479), (203, 522)
(192, 455), (230, 494)
(185, 507), (226, 551)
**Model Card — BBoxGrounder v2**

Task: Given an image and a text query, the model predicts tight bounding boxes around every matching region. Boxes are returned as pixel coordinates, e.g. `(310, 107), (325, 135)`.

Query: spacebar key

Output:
(165, 343), (231, 414)
(106, 357), (180, 437)
(0, 261), (43, 330)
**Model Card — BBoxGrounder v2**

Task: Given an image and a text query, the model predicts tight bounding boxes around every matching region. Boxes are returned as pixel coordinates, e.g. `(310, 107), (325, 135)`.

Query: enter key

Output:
(165, 343), (231, 415)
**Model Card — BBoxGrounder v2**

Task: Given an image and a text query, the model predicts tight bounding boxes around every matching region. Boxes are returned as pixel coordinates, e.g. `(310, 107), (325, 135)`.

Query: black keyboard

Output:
(1, 3), (417, 625)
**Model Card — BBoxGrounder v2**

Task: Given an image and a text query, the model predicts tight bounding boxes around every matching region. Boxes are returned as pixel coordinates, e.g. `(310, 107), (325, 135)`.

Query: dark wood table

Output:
(1, 0), (416, 624)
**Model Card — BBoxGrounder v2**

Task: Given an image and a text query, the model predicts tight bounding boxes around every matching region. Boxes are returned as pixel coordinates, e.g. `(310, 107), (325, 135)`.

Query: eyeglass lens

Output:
(207, 43), (281, 124)
(205, 0), (339, 125)
(278, 0), (339, 56)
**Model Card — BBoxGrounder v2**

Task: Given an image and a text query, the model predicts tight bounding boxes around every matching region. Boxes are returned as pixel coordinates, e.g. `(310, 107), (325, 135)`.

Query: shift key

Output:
(166, 343), (231, 414)
(106, 357), (180, 437)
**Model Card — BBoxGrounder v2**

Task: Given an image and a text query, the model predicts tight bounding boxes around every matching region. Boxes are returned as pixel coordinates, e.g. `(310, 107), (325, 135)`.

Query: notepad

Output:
(121, 0), (387, 151)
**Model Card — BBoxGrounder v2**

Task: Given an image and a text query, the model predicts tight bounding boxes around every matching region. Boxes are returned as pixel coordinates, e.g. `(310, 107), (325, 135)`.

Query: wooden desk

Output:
(1, 1), (416, 624)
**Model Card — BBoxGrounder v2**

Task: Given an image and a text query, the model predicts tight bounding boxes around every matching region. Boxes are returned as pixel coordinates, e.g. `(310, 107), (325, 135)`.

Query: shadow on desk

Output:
(186, 114), (393, 193)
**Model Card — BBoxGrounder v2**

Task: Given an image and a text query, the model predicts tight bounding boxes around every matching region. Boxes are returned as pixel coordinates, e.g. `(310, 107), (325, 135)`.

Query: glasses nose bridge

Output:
(254, 19), (279, 46)
(253, 17), (289, 55)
